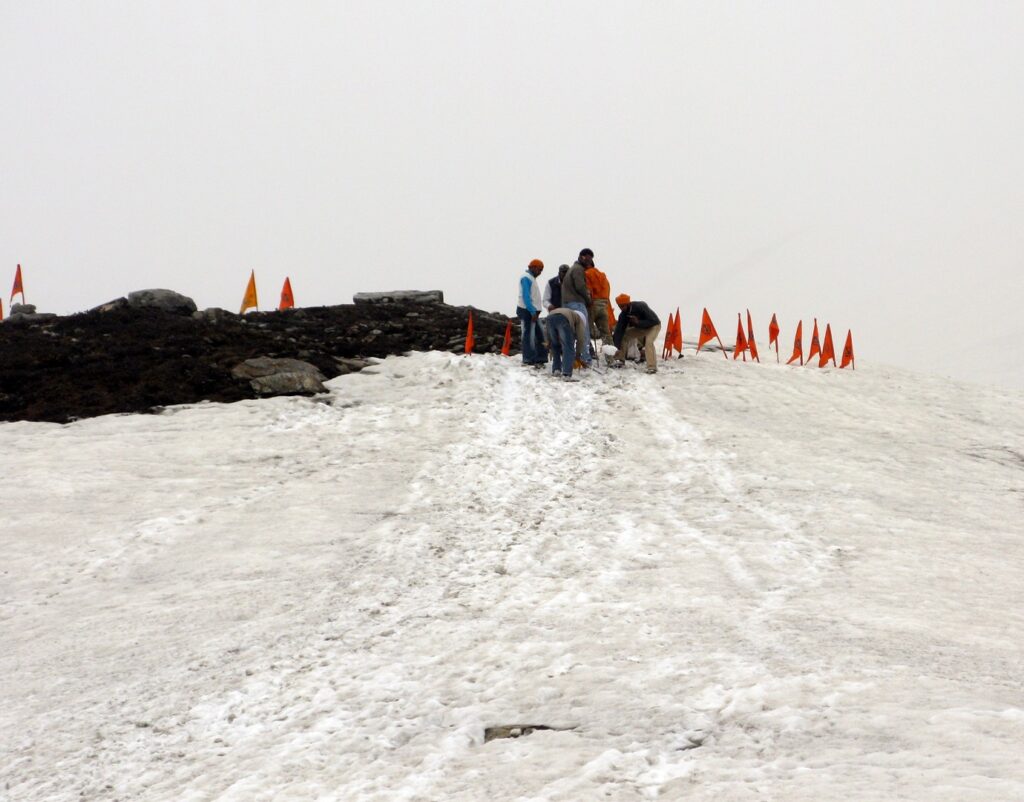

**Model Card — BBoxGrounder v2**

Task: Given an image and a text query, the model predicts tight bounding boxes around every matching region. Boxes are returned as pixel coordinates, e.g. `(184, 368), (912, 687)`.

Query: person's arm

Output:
(542, 281), (552, 311)
(573, 312), (587, 358)
(631, 302), (660, 328)
(520, 275), (538, 314)
(612, 308), (628, 348)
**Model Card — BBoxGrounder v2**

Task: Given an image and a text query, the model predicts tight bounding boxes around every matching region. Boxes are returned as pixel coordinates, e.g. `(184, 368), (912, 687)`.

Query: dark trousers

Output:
(516, 307), (548, 364)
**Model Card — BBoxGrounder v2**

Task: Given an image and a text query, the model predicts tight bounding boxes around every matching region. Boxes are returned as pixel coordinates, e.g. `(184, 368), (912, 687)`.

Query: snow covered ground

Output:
(2, 351), (1022, 801)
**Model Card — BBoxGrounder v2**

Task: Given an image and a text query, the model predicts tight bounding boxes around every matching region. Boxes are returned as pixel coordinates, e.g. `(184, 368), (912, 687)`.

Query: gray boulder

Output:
(3, 303), (57, 325)
(192, 307), (234, 324)
(90, 297), (129, 313)
(126, 289), (197, 315)
(231, 357), (327, 396)
(353, 290), (444, 305)
(249, 372), (326, 396)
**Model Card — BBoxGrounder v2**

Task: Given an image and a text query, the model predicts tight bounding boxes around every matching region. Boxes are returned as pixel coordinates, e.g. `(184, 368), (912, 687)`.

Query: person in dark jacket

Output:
(543, 264), (570, 312)
(562, 249), (595, 365)
(612, 293), (662, 373)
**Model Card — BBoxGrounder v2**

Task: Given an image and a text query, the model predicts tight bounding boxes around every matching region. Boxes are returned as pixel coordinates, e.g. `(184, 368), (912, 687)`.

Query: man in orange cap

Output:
(516, 259), (548, 366)
(612, 294), (661, 374)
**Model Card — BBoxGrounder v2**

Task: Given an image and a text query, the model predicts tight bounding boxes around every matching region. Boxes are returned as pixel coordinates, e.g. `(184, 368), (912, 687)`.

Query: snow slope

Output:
(2, 352), (1022, 801)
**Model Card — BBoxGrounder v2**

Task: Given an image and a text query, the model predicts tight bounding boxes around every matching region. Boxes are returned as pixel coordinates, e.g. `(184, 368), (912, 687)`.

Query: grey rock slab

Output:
(231, 357), (326, 381)
(249, 372), (327, 396)
(126, 289), (198, 315)
(352, 290), (444, 305)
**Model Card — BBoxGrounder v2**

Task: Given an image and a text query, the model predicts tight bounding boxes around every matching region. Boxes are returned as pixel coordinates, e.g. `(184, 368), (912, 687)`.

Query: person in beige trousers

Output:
(612, 294), (662, 374)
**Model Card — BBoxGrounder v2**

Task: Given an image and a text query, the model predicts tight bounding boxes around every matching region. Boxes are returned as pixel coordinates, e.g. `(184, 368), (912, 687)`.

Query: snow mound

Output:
(2, 352), (1022, 800)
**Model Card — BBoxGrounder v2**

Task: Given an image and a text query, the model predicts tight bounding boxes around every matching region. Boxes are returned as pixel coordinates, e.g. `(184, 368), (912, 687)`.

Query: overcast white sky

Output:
(2, 1), (1022, 387)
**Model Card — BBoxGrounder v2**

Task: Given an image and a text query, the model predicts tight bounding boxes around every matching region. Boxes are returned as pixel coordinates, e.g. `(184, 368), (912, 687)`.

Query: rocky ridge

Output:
(0, 291), (517, 423)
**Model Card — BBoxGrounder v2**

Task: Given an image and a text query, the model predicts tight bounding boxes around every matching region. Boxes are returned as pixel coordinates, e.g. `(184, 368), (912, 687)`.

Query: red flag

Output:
(278, 277), (294, 310)
(464, 310), (475, 354)
(662, 311), (677, 359)
(0, 299), (3, 320)
(697, 308), (727, 357)
(733, 313), (748, 361)
(672, 306), (683, 352)
(840, 329), (855, 369)
(768, 312), (780, 362)
(819, 324), (837, 368)
(806, 318), (821, 364)
(11, 264), (24, 304)
(239, 270), (258, 314)
(501, 319), (512, 356)
(746, 310), (760, 362)
(787, 320), (804, 365)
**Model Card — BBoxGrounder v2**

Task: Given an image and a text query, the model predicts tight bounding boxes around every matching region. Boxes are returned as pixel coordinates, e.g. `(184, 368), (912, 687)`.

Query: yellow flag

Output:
(240, 270), (258, 314)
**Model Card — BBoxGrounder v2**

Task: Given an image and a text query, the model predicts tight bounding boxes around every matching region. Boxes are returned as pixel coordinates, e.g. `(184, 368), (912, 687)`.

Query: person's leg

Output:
(558, 318), (575, 376)
(591, 302), (610, 342)
(549, 316), (564, 374)
(615, 327), (643, 361)
(517, 306), (536, 363)
(565, 302), (591, 364)
(533, 319), (549, 363)
(643, 323), (661, 372)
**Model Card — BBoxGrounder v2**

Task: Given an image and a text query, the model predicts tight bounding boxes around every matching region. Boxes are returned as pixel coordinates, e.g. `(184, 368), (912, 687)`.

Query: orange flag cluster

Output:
(661, 307), (683, 359)
(664, 307), (855, 370)
(238, 272), (297, 314)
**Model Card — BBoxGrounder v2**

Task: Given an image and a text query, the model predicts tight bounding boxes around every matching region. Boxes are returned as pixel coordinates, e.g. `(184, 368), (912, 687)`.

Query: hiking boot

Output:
(646, 366), (657, 374)
(562, 374), (581, 382)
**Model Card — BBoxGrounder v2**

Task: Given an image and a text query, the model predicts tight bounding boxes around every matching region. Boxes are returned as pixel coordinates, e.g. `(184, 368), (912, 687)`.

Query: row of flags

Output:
(2, 265), (291, 318)
(467, 307), (855, 370)
(679, 307), (855, 369)
(5, 267), (856, 371)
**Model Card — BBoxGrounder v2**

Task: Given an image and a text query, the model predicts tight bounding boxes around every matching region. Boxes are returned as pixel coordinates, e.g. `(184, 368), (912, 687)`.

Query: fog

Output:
(2, 2), (1022, 387)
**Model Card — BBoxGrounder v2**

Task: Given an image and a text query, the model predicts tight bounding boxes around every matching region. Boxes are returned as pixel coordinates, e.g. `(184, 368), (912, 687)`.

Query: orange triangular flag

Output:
(501, 319), (512, 356)
(697, 308), (727, 357)
(746, 310), (760, 362)
(11, 264), (24, 304)
(662, 311), (677, 359)
(806, 318), (821, 364)
(278, 277), (294, 310)
(840, 329), (855, 369)
(239, 270), (258, 314)
(673, 306), (683, 352)
(787, 320), (804, 365)
(464, 310), (475, 354)
(768, 313), (780, 346)
(733, 313), (748, 361)
(819, 324), (837, 368)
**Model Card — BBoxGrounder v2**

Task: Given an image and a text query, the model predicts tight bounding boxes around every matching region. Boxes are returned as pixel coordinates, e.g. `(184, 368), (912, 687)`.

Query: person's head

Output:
(558, 264), (570, 280)
(615, 293), (631, 309)
(528, 258), (544, 277)
(578, 248), (594, 268)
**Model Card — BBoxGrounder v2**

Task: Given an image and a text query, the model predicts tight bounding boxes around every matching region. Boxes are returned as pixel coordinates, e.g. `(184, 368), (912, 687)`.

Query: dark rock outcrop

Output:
(0, 294), (517, 423)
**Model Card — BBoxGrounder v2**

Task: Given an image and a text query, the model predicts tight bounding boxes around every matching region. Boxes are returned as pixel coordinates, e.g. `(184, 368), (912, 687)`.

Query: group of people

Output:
(516, 248), (662, 381)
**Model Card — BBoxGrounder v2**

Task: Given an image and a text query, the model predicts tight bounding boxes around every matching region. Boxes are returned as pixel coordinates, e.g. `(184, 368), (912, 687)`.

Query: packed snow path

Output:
(2, 352), (1022, 800)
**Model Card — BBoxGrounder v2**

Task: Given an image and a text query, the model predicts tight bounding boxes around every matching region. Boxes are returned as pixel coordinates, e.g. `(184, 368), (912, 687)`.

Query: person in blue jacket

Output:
(516, 259), (548, 366)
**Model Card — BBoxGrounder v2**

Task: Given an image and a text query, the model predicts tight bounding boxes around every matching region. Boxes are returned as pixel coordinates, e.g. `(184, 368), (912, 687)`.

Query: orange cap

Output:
(615, 293), (631, 306)
(528, 259), (544, 269)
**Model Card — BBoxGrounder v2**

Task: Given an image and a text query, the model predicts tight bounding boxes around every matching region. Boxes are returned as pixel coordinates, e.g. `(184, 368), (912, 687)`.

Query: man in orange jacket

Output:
(584, 258), (615, 344)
